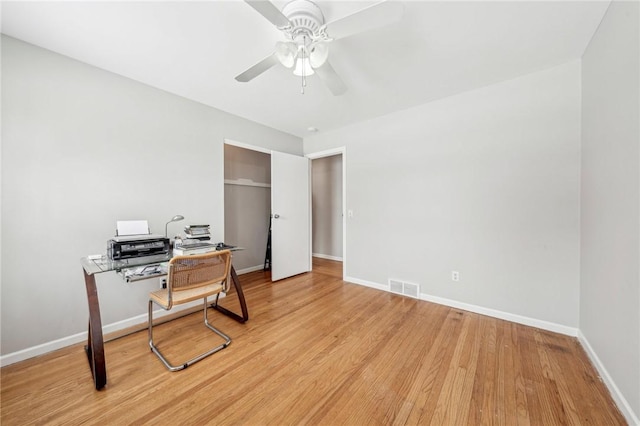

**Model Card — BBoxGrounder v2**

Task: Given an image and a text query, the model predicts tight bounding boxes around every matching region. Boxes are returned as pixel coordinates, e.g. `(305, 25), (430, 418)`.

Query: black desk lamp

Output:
(165, 215), (184, 237)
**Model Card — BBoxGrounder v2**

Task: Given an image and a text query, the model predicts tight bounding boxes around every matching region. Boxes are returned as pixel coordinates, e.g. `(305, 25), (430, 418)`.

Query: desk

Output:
(81, 251), (248, 390)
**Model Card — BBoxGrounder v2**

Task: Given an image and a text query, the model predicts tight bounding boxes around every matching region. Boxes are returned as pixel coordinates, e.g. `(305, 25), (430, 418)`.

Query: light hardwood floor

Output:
(1, 258), (626, 425)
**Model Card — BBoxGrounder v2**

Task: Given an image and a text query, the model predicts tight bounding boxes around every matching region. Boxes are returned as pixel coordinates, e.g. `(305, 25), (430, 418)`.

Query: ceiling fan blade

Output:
(244, 0), (291, 28)
(314, 61), (347, 96)
(235, 53), (280, 82)
(325, 0), (404, 41)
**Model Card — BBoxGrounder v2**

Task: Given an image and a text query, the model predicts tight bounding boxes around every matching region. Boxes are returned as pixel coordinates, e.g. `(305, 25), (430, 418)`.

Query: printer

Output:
(108, 234), (170, 260)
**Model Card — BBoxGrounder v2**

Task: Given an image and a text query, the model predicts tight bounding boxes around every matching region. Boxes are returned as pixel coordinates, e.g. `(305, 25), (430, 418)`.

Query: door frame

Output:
(224, 138), (271, 154)
(306, 147), (347, 278)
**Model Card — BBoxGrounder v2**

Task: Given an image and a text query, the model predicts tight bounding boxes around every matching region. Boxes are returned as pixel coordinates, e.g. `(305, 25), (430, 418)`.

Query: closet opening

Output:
(224, 143), (271, 276)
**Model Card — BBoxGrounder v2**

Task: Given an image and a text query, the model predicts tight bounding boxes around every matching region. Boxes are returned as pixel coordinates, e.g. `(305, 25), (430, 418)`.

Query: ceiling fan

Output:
(235, 0), (404, 95)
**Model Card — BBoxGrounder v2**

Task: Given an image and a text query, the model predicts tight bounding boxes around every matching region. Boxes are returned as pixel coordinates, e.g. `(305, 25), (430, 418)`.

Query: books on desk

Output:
(184, 224), (211, 241)
(173, 242), (236, 256)
(173, 242), (218, 256)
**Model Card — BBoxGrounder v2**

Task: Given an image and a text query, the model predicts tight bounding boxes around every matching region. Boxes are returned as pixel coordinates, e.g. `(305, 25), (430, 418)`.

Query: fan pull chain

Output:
(301, 36), (308, 94)
(300, 51), (304, 93)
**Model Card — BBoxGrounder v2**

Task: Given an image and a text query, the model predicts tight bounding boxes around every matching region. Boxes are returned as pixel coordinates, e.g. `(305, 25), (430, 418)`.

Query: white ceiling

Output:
(1, 0), (610, 138)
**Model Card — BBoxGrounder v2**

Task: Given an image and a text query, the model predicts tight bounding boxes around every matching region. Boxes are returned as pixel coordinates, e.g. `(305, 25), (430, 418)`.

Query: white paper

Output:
(116, 220), (149, 236)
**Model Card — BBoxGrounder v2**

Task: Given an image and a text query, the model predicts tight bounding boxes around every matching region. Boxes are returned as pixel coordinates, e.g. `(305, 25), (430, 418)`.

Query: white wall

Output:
(305, 60), (581, 329)
(312, 155), (342, 259)
(580, 0), (640, 423)
(0, 36), (302, 359)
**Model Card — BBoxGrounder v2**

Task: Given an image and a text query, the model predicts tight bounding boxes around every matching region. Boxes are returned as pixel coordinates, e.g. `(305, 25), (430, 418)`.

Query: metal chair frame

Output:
(148, 251), (232, 371)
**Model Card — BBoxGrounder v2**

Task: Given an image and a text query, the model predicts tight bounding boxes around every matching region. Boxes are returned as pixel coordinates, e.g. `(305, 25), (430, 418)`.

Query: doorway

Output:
(308, 148), (346, 279)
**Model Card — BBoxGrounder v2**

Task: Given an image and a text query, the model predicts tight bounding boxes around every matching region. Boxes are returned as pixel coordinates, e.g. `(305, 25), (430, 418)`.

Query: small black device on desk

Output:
(216, 242), (236, 250)
(108, 234), (170, 260)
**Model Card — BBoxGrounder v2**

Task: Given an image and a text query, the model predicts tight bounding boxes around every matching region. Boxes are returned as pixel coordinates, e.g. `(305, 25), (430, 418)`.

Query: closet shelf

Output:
(224, 178), (271, 188)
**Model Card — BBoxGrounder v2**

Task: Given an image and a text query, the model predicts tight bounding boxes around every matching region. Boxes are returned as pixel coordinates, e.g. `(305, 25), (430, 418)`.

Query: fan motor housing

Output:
(282, 0), (325, 38)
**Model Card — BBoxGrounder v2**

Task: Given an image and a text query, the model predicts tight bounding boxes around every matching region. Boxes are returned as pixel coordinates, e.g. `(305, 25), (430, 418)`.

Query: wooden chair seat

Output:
(150, 283), (224, 308)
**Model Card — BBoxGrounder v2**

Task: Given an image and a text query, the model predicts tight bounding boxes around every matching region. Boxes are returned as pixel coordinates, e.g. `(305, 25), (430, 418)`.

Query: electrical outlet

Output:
(161, 278), (167, 289)
(451, 271), (460, 282)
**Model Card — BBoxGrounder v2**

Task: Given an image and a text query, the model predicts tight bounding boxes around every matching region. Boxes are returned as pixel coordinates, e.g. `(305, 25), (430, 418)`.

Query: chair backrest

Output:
(167, 250), (232, 293)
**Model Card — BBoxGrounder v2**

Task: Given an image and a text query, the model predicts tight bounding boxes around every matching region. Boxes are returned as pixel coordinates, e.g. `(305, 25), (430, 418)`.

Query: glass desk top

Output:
(81, 245), (240, 276)
(81, 253), (172, 275)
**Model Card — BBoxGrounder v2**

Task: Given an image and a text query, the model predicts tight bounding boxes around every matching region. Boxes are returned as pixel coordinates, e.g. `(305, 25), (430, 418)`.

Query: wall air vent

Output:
(389, 279), (404, 294)
(388, 279), (420, 299)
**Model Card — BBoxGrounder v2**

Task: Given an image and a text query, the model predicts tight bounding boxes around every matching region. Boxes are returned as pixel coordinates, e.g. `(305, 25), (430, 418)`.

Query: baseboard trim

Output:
(0, 331), (89, 368)
(312, 253), (343, 262)
(578, 331), (640, 426)
(343, 276), (578, 336)
(344, 276), (391, 292)
(0, 297), (222, 367)
(419, 293), (578, 337)
(235, 264), (267, 275)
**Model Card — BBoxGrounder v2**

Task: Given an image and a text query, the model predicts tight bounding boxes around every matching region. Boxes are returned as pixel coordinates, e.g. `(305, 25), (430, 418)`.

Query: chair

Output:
(148, 250), (232, 371)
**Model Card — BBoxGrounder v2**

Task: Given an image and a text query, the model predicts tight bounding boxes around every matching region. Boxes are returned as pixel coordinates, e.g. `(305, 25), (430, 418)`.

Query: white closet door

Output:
(271, 151), (310, 281)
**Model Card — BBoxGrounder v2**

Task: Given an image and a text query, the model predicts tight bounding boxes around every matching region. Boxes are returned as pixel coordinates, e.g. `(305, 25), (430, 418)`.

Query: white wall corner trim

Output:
(235, 264), (267, 275)
(312, 253), (344, 262)
(578, 331), (640, 426)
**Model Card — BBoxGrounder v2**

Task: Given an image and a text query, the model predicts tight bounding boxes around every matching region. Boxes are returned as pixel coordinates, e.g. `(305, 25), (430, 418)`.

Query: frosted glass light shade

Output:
(309, 43), (329, 68)
(293, 57), (314, 76)
(275, 42), (297, 68)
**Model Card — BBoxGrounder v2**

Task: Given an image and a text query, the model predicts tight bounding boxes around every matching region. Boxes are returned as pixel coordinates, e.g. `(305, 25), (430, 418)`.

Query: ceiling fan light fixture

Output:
(309, 42), (329, 68)
(237, 0), (404, 95)
(293, 57), (314, 76)
(275, 41), (297, 68)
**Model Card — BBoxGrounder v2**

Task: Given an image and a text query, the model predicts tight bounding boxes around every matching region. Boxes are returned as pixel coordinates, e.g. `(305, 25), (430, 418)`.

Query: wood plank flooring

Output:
(1, 258), (626, 425)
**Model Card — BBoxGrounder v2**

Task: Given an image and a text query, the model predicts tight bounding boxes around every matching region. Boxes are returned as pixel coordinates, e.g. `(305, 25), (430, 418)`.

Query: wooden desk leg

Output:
(211, 265), (249, 323)
(84, 270), (107, 390)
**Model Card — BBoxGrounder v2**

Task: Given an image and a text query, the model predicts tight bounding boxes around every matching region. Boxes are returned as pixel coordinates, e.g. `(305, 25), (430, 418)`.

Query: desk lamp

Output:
(165, 215), (184, 237)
